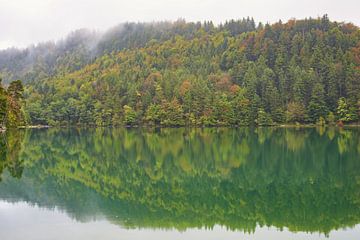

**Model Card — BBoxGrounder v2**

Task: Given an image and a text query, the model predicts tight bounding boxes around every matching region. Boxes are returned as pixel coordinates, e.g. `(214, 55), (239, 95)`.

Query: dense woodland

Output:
(1, 15), (360, 126)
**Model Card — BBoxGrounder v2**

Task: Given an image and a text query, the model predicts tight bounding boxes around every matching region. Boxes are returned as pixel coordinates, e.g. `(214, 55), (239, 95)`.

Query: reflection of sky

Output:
(0, 201), (359, 240)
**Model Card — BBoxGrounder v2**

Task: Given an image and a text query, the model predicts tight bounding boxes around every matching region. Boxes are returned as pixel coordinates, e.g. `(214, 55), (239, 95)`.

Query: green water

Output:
(0, 127), (360, 240)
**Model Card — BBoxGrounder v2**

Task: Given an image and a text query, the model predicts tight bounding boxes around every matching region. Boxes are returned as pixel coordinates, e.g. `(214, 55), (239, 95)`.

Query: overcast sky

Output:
(0, 0), (359, 50)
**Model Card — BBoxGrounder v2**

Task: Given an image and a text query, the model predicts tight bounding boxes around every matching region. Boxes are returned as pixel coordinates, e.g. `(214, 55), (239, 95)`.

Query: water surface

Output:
(0, 127), (360, 239)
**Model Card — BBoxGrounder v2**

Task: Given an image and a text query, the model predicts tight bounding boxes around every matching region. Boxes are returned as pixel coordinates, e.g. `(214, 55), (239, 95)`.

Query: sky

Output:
(0, 0), (359, 50)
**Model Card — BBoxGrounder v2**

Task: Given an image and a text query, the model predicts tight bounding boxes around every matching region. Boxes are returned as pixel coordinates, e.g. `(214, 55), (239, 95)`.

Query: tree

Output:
(336, 97), (356, 122)
(144, 104), (161, 125)
(123, 105), (137, 125)
(0, 78), (7, 127)
(326, 112), (336, 125)
(160, 98), (184, 126)
(307, 83), (328, 123)
(286, 102), (306, 123)
(256, 108), (273, 126)
(7, 80), (24, 100)
(213, 94), (234, 125)
(5, 80), (25, 128)
(316, 116), (326, 126)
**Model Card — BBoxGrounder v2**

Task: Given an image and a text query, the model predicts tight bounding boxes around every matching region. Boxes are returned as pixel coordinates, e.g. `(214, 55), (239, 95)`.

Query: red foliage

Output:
(337, 120), (344, 128)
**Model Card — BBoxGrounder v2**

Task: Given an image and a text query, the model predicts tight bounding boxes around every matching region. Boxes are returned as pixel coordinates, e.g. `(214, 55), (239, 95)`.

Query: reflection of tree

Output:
(284, 128), (308, 151)
(327, 127), (336, 140)
(0, 127), (359, 235)
(0, 130), (25, 180)
(0, 134), (6, 178)
(337, 129), (354, 154)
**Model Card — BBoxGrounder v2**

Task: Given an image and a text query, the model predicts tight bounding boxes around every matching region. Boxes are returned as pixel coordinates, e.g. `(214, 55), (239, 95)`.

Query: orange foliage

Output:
(229, 84), (241, 94)
(340, 23), (358, 34)
(179, 80), (191, 96)
(216, 75), (232, 92)
(143, 72), (162, 91)
(169, 56), (182, 68)
(285, 19), (296, 30)
(272, 22), (284, 32)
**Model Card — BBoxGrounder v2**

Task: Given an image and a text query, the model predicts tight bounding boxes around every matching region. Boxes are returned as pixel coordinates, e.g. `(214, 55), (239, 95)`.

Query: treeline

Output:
(12, 16), (360, 126)
(0, 78), (25, 128)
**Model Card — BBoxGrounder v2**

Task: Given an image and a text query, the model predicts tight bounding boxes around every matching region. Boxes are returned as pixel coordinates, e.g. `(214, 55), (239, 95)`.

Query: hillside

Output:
(3, 16), (360, 126)
(0, 20), (253, 84)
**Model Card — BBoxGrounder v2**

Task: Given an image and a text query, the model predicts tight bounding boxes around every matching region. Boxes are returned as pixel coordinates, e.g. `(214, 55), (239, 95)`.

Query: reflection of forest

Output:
(0, 127), (360, 235)
(0, 130), (24, 180)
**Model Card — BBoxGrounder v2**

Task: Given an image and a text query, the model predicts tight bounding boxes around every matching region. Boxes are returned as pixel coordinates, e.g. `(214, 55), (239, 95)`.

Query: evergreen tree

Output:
(0, 78), (7, 127)
(336, 97), (356, 122)
(307, 82), (328, 123)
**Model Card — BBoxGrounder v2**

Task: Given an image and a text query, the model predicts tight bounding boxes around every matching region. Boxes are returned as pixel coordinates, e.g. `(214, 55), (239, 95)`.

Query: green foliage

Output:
(123, 105), (137, 125)
(286, 102), (306, 123)
(232, 97), (251, 126)
(0, 80), (7, 126)
(144, 104), (161, 125)
(213, 94), (234, 125)
(160, 98), (184, 126)
(0, 79), (25, 128)
(336, 97), (357, 122)
(317, 116), (326, 126)
(256, 108), (273, 126)
(1, 16), (358, 126)
(7, 80), (24, 99)
(307, 83), (328, 123)
(326, 112), (336, 125)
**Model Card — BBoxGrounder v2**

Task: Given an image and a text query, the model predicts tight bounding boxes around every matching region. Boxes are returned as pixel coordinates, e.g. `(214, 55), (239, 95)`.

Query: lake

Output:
(0, 127), (360, 240)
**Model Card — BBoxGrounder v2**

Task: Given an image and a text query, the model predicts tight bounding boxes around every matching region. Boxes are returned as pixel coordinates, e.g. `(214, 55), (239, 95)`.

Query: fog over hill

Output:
(0, 19), (259, 84)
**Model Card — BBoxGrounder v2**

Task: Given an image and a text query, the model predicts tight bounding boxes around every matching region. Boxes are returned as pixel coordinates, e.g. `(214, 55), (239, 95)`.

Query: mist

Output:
(1, 0), (359, 50)
(0, 15), (358, 84)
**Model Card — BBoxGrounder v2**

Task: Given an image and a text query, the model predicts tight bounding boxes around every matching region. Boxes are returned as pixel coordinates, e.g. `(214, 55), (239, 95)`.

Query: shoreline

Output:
(14, 123), (360, 129)
(18, 125), (51, 129)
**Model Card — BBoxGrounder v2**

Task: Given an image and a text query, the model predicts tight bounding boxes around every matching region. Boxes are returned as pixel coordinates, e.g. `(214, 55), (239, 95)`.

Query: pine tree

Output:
(0, 78), (7, 127)
(308, 82), (328, 123)
(336, 97), (356, 122)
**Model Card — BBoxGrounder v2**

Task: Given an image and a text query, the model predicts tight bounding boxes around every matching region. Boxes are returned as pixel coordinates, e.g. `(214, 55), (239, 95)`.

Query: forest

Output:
(1, 15), (360, 126)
